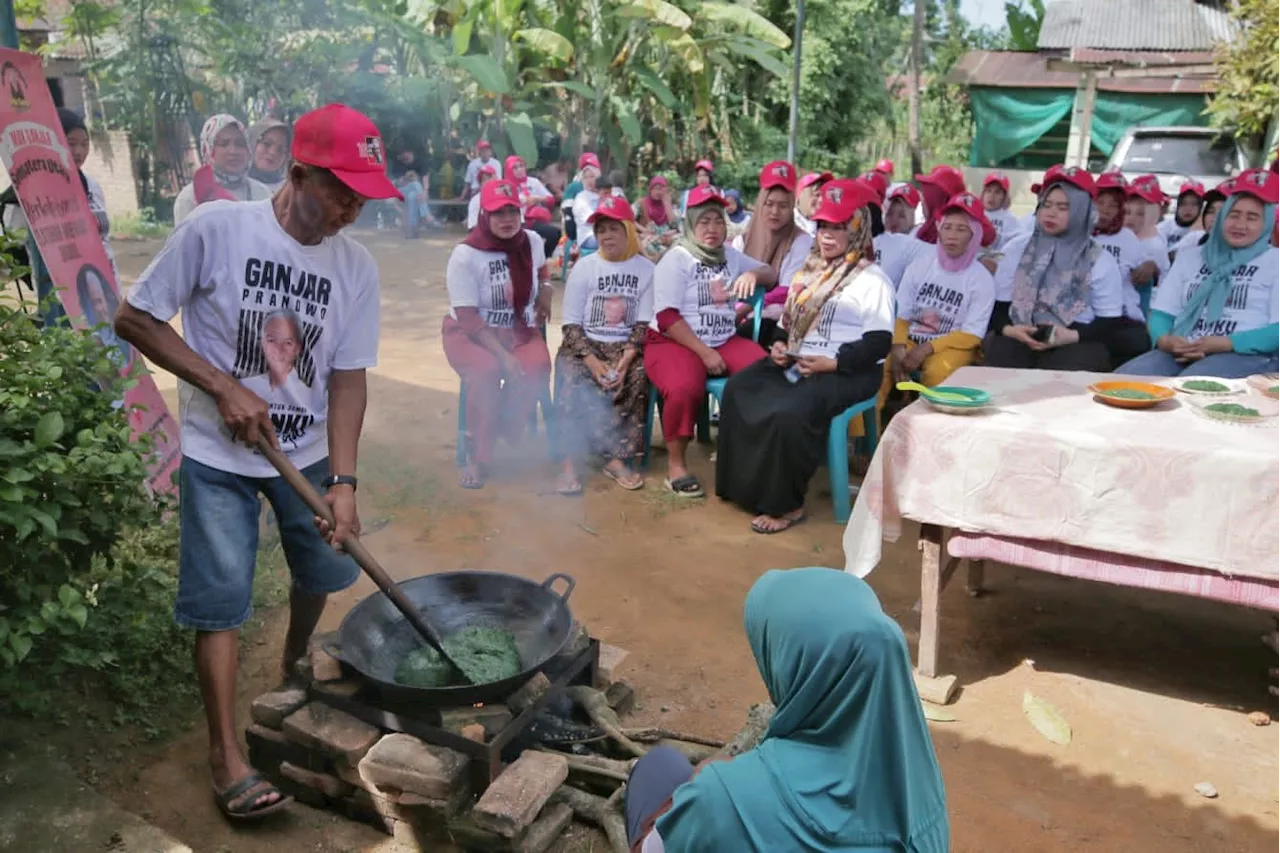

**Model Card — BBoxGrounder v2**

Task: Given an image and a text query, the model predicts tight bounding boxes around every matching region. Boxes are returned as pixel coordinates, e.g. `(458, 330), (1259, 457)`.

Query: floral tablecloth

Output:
(843, 366), (1279, 581)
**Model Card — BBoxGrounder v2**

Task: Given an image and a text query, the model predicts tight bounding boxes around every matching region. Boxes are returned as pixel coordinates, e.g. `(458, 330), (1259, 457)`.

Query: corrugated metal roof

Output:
(1038, 0), (1232, 52)
(945, 51), (1217, 95)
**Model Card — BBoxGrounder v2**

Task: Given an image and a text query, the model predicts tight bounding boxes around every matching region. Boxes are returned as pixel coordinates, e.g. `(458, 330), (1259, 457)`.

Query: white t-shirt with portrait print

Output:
(650, 244), (758, 348)
(731, 230), (814, 288)
(895, 255), (996, 344)
(873, 232), (927, 289)
(126, 199), (381, 478)
(1172, 229), (1207, 258)
(793, 264), (897, 360)
(1092, 227), (1148, 322)
(445, 229), (547, 330)
(1151, 244), (1280, 341)
(561, 252), (656, 344)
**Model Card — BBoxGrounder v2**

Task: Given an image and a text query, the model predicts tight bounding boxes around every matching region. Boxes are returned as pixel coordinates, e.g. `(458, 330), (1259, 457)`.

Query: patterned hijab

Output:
(199, 114), (248, 187)
(1009, 182), (1100, 328)
(782, 206), (873, 351)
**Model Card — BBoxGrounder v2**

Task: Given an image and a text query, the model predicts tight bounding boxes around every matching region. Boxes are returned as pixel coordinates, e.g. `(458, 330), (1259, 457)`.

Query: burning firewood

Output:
(567, 686), (647, 757)
(620, 727), (725, 748)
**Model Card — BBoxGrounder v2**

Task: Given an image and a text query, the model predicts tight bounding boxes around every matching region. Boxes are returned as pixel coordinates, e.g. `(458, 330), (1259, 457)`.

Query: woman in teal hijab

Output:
(625, 568), (949, 852)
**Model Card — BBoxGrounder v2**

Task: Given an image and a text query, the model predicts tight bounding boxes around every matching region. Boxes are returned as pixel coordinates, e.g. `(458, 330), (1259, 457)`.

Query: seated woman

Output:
(645, 185), (777, 498)
(635, 175), (678, 260)
(985, 166), (1124, 372)
(732, 161), (813, 340)
(506, 155), (560, 257)
(980, 172), (1022, 249)
(793, 170), (831, 236)
(678, 159), (714, 215)
(570, 162), (603, 253)
(1117, 168), (1278, 379)
(890, 191), (996, 388)
(1159, 180), (1207, 250)
(625, 568), (950, 853)
(443, 180), (555, 489)
(1172, 179), (1229, 257)
(1124, 175), (1173, 312)
(1091, 171), (1154, 366)
(884, 183), (919, 235)
(724, 189), (751, 242)
(555, 195), (654, 495)
(716, 180), (893, 534)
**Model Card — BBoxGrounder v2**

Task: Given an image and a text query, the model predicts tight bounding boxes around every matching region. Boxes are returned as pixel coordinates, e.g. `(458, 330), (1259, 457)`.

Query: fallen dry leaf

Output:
(922, 703), (956, 723)
(1022, 691), (1071, 746)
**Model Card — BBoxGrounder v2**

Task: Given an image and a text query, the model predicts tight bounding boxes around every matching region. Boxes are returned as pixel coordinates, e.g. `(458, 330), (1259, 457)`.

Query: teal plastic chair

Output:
(827, 398), (879, 524)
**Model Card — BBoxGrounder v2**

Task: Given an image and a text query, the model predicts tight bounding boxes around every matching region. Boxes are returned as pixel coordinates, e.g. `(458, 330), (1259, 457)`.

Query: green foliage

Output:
(0, 302), (193, 731)
(1206, 0), (1279, 143)
(1003, 0), (1043, 51)
(110, 208), (172, 240)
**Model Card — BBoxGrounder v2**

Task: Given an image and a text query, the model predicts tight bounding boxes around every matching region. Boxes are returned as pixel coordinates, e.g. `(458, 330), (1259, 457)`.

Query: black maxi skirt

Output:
(715, 358), (881, 518)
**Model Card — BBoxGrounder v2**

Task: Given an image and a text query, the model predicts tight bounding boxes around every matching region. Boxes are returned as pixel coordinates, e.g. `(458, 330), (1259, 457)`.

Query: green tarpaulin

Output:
(969, 86), (1210, 167)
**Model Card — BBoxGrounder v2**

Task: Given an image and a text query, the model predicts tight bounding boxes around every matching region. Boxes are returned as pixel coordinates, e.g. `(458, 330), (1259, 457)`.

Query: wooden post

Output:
(1065, 71), (1098, 168)
(966, 560), (986, 597)
(914, 524), (957, 706)
(907, 0), (925, 176)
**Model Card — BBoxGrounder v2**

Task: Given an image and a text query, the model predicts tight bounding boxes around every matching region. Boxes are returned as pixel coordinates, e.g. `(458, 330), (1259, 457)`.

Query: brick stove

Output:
(245, 628), (625, 852)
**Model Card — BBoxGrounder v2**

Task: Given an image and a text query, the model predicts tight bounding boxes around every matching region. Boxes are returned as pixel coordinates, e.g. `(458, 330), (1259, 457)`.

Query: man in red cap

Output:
(464, 139), (503, 196)
(114, 103), (402, 821)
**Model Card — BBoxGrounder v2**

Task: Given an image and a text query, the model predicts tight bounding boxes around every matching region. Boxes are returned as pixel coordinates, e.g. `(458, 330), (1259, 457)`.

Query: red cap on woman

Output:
(1126, 174), (1166, 205)
(939, 191), (997, 247)
(588, 193), (636, 223)
(759, 160), (797, 193)
(811, 179), (878, 223)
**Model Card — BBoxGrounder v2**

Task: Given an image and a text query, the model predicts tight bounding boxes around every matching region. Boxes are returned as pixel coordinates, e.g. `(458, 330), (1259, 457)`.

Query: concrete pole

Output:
(786, 0), (805, 164)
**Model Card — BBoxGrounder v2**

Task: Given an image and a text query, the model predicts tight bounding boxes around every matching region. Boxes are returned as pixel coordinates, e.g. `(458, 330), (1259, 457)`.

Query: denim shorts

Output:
(176, 455), (360, 631)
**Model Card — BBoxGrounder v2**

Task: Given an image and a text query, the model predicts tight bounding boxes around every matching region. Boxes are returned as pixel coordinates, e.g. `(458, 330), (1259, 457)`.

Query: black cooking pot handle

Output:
(542, 572), (576, 602)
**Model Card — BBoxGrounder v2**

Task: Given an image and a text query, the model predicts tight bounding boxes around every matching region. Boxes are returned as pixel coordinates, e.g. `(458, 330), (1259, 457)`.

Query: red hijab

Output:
(643, 177), (671, 226)
(463, 208), (534, 330)
(914, 182), (951, 244)
(192, 164), (238, 204)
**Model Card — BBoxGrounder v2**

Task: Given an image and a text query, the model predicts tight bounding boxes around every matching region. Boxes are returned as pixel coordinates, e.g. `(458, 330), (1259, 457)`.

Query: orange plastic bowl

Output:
(1086, 380), (1176, 410)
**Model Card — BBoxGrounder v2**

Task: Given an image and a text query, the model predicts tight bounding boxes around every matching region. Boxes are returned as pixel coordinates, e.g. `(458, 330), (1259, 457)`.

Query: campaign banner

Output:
(0, 49), (180, 494)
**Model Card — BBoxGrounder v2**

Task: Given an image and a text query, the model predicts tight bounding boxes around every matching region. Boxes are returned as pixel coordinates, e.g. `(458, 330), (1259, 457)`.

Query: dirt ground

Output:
(93, 230), (1278, 853)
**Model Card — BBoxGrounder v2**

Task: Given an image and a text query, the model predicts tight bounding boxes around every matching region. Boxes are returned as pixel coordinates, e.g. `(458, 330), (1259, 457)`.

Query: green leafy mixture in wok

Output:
(1205, 402), (1261, 418)
(1182, 379), (1230, 393)
(394, 626), (522, 687)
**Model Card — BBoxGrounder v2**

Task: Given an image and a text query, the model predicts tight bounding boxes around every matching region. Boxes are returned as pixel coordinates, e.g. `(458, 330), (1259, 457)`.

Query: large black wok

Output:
(325, 571), (577, 706)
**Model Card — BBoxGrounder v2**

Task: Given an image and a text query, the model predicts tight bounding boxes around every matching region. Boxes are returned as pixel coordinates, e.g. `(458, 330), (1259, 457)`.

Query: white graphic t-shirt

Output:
(651, 244), (758, 348)
(446, 229), (547, 330)
(1092, 227), (1148, 322)
(731, 230), (814, 288)
(562, 252), (655, 343)
(896, 256), (996, 344)
(1152, 244), (1279, 340)
(994, 234), (1124, 324)
(1158, 217), (1191, 250)
(1172, 229), (1206, 258)
(1136, 234), (1172, 283)
(793, 264), (896, 360)
(986, 208), (1023, 250)
(873, 232), (927, 289)
(126, 199), (381, 477)
(466, 194), (481, 229)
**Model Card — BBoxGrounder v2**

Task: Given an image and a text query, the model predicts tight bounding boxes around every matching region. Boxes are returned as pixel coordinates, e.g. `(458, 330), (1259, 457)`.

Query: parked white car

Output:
(1105, 127), (1251, 198)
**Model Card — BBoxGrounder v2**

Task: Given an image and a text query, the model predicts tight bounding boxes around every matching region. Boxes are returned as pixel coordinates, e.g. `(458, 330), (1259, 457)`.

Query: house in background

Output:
(947, 0), (1224, 175)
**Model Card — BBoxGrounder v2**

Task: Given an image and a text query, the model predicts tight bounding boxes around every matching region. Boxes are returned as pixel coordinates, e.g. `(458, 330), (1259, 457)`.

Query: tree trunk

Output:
(908, 0), (924, 176)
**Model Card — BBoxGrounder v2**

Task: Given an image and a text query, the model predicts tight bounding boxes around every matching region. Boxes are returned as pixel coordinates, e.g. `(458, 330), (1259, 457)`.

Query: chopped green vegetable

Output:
(1205, 402), (1260, 417)
(1182, 379), (1230, 392)
(1269, 385), (1278, 396)
(1101, 388), (1158, 400)
(394, 626), (522, 687)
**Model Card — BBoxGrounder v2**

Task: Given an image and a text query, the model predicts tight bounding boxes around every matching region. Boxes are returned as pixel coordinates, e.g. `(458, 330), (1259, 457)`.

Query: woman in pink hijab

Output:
(889, 191), (997, 386)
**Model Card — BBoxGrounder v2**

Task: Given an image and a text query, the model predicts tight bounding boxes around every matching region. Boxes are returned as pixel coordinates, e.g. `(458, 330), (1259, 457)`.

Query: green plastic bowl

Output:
(922, 385), (991, 409)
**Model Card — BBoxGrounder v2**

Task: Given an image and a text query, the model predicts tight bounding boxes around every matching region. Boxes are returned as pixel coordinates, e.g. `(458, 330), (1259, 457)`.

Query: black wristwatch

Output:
(322, 475), (358, 491)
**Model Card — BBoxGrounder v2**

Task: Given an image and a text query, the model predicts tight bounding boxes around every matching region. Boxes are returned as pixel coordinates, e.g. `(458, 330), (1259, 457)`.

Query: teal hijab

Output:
(1173, 194), (1277, 338)
(655, 568), (949, 852)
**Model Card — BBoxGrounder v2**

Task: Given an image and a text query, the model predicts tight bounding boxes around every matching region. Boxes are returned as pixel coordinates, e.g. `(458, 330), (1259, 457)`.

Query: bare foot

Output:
(750, 508), (806, 534)
(556, 462), (582, 496)
(459, 461), (485, 489)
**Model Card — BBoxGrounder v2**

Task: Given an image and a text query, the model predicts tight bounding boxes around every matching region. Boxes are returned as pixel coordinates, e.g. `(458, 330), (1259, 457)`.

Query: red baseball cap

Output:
(478, 163), (498, 178)
(1095, 170), (1128, 193)
(579, 152), (601, 170)
(1204, 177), (1234, 205)
(588, 193), (636, 224)
(479, 179), (521, 212)
(982, 171), (1010, 192)
(858, 171), (889, 203)
(1177, 180), (1206, 198)
(649, 175), (668, 188)
(875, 159), (895, 175)
(1127, 174), (1166, 205)
(1034, 164), (1097, 199)
(811, 179), (877, 224)
(477, 139), (493, 150)
(759, 160), (797, 193)
(798, 170), (833, 192)
(939, 191), (997, 247)
(915, 165), (966, 199)
(685, 184), (727, 209)
(1228, 167), (1280, 205)
(694, 159), (715, 173)
(887, 184), (920, 208)
(290, 104), (402, 200)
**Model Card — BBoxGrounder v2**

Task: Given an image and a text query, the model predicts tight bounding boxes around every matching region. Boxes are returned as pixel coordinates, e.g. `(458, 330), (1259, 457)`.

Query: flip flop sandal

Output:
(602, 467), (644, 491)
(214, 772), (293, 821)
(664, 475), (704, 498)
(751, 514), (807, 535)
(557, 480), (583, 496)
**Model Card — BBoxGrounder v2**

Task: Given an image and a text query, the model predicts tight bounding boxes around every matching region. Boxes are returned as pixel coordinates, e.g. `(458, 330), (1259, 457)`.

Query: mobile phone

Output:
(1032, 324), (1054, 343)
(784, 364), (803, 384)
